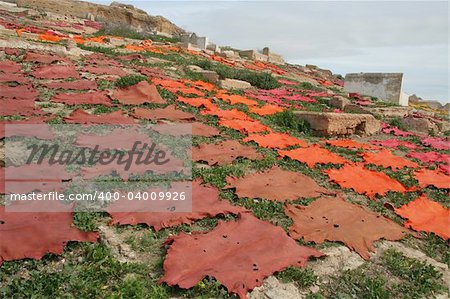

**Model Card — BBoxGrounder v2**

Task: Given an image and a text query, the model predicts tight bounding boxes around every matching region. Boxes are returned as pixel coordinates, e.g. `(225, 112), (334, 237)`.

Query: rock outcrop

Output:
(15, 0), (184, 36)
(294, 111), (380, 136)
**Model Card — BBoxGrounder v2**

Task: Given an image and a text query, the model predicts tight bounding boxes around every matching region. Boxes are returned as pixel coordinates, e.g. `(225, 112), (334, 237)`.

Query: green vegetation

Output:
(95, 23), (180, 43)
(297, 82), (321, 91)
(78, 44), (116, 55)
(189, 58), (280, 89)
(388, 117), (408, 131)
(277, 267), (317, 288)
(0, 243), (163, 298)
(330, 267), (391, 299)
(382, 248), (447, 298)
(115, 74), (148, 88)
(269, 110), (311, 134)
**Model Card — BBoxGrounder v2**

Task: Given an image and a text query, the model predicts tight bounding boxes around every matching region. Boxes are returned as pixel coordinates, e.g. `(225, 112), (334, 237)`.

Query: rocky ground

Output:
(0, 1), (449, 298)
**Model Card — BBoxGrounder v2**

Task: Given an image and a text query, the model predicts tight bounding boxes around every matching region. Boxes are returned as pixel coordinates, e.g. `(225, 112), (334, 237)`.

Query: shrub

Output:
(193, 60), (280, 90)
(269, 110), (311, 134)
(388, 117), (408, 131)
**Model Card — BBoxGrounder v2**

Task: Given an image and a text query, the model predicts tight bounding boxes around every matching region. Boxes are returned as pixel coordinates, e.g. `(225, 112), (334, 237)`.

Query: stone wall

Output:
(344, 73), (407, 106)
(239, 49), (285, 65)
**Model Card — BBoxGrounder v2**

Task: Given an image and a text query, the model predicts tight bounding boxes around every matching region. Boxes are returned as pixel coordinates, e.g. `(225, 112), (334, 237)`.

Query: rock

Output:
(421, 100), (443, 110)
(219, 78), (252, 90)
(63, 38), (77, 51)
(294, 111), (380, 136)
(248, 276), (304, 299)
(221, 50), (238, 59)
(343, 104), (369, 114)
(309, 246), (364, 280)
(185, 66), (219, 83)
(408, 94), (422, 104)
(375, 241), (449, 285)
(435, 119), (450, 133)
(4, 141), (31, 167)
(329, 96), (350, 110)
(401, 116), (439, 134)
(186, 65), (203, 72)
(86, 12), (95, 21)
(366, 106), (411, 118)
(16, 0), (184, 36)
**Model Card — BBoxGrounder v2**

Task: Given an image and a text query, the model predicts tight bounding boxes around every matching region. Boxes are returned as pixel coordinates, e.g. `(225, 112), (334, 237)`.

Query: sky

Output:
(91, 1), (449, 102)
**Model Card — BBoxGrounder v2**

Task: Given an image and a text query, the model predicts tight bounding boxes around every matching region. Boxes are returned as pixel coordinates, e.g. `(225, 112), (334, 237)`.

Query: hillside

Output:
(0, 1), (449, 299)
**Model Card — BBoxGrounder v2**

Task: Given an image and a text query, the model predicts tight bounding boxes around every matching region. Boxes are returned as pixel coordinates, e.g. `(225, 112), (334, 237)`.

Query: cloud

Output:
(89, 0), (448, 101)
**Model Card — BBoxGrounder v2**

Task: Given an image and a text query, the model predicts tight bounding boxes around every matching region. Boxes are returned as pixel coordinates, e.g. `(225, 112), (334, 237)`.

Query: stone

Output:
(421, 100), (443, 110)
(401, 116), (439, 134)
(343, 104), (370, 114)
(248, 276), (304, 299)
(219, 78), (252, 90)
(344, 73), (408, 106)
(309, 246), (364, 279)
(329, 96), (350, 109)
(16, 0), (184, 36)
(293, 111), (380, 136)
(198, 70), (219, 84)
(184, 65), (219, 83)
(181, 32), (209, 50)
(221, 50), (238, 59)
(366, 106), (411, 118)
(86, 12), (95, 21)
(186, 65), (203, 72)
(239, 50), (268, 62)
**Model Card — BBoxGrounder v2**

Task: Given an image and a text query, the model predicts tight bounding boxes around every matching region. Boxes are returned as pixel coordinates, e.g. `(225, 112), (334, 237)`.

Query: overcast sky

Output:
(92, 1), (448, 102)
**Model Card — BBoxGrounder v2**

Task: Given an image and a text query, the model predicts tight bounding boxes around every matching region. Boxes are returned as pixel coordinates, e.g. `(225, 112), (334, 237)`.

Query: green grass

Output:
(115, 74), (148, 88)
(191, 58), (281, 90)
(388, 117), (409, 131)
(268, 109), (311, 135)
(381, 248), (447, 298)
(277, 267), (317, 288)
(78, 44), (116, 55)
(0, 243), (163, 298)
(324, 266), (391, 299)
(91, 105), (120, 114)
(297, 82), (322, 91)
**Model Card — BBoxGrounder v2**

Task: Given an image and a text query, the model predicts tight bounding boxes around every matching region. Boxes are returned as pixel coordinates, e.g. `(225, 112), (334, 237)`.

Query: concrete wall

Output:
(344, 73), (407, 106)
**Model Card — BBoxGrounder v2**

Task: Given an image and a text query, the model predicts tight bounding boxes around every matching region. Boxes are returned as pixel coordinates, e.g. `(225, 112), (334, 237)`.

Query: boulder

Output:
(329, 96), (350, 110)
(219, 78), (252, 90)
(401, 116), (439, 134)
(421, 100), (443, 110)
(366, 106), (412, 118)
(294, 111), (380, 136)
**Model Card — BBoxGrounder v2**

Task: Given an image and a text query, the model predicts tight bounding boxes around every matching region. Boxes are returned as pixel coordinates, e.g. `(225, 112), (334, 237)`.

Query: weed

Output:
(192, 59), (280, 90)
(325, 267), (391, 299)
(0, 243), (156, 298)
(297, 82), (321, 91)
(115, 74), (148, 88)
(268, 110), (311, 134)
(91, 105), (119, 114)
(72, 211), (104, 231)
(78, 44), (116, 55)
(388, 117), (408, 131)
(277, 267), (317, 288)
(382, 248), (446, 298)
